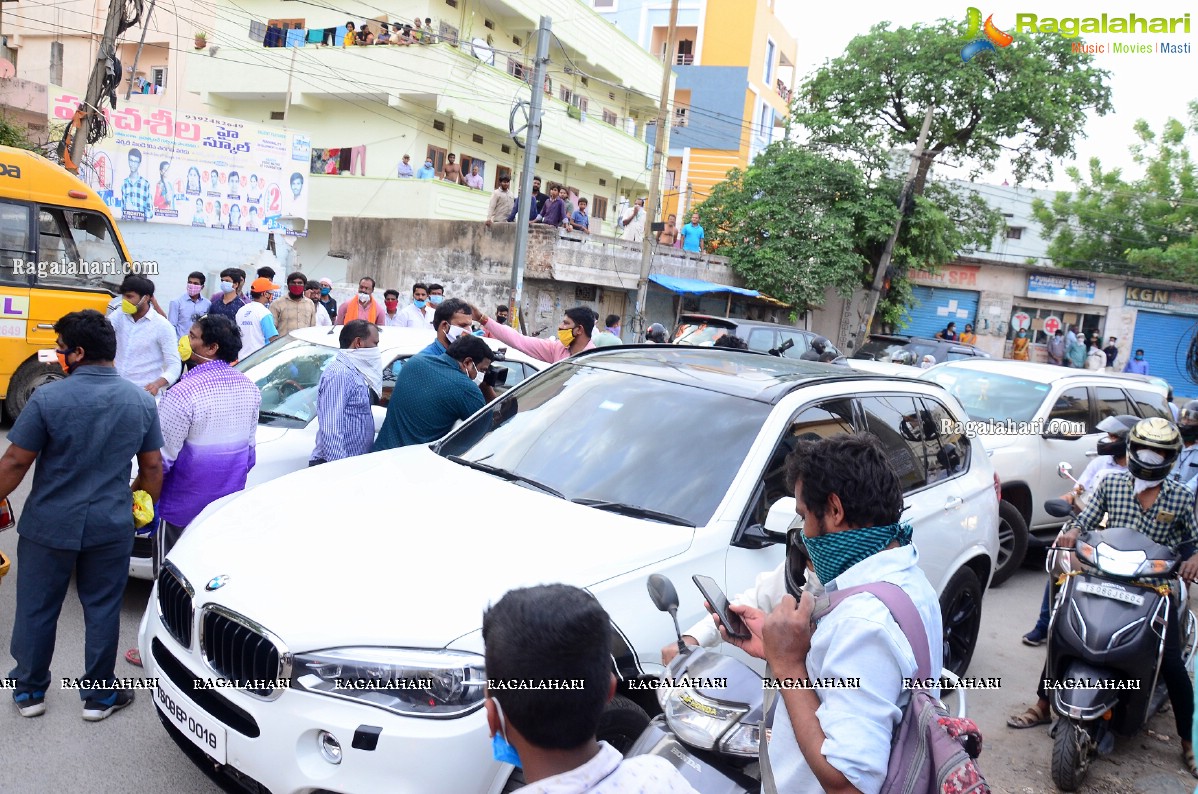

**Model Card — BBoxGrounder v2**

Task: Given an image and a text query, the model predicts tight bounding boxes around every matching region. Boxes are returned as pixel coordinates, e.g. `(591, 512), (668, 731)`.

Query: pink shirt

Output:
(484, 319), (595, 364)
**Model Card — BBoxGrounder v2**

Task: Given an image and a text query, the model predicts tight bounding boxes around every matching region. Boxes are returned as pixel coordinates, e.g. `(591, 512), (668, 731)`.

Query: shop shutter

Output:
(1130, 310), (1198, 397)
(900, 286), (979, 339)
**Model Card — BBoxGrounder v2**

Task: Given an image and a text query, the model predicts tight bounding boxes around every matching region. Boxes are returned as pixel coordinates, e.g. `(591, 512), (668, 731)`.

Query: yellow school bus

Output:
(0, 145), (130, 420)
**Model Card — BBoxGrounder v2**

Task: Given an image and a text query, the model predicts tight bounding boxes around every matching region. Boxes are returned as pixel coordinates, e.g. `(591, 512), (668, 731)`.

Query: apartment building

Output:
(596, 0), (796, 218)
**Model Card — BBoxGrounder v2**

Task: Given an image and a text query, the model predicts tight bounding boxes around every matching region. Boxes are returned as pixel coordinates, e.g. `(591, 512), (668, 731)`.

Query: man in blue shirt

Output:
(0, 310), (163, 721)
(1123, 348), (1150, 375)
(419, 297), (475, 357)
(167, 271), (212, 339)
(310, 320), (381, 465)
(568, 197), (591, 235)
(416, 158), (437, 179)
(374, 335), (495, 451)
(679, 212), (705, 253)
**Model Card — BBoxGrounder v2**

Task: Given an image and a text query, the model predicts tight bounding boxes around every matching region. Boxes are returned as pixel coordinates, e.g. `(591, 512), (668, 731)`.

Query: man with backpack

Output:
(722, 433), (947, 792)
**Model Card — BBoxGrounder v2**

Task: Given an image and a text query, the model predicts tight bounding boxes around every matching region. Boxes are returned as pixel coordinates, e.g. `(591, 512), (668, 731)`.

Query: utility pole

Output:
(854, 103), (935, 348)
(69, 0), (126, 173)
(507, 16), (551, 331)
(282, 48), (297, 122)
(632, 0), (679, 340)
(123, 0), (158, 101)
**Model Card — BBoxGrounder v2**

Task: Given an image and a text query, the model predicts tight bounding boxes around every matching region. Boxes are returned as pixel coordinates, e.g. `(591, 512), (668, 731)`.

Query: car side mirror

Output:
(1057, 462), (1074, 479)
(0, 498), (15, 531)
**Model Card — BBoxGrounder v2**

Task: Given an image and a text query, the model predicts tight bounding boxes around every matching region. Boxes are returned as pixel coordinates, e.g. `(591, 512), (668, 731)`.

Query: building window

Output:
(439, 22), (459, 45)
(484, 19), (495, 30)
(151, 66), (168, 90)
(560, 86), (573, 104)
(764, 38), (776, 85)
(501, 144), (512, 154)
(592, 196), (608, 220)
(553, 162), (563, 172)
(593, 0), (615, 8)
(472, 133), (484, 144)
(507, 59), (527, 81)
(512, 36), (522, 46)
(666, 170), (676, 190)
(445, 0), (458, 7)
(673, 107), (688, 128)
(602, 109), (618, 126)
(676, 39), (694, 65)
(1006, 226), (1024, 239)
(426, 145), (447, 176)
(573, 95), (588, 113)
(598, 178), (607, 187)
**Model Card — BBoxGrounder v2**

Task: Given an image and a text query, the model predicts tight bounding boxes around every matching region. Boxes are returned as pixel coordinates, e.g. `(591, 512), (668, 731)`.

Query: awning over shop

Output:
(648, 273), (759, 297)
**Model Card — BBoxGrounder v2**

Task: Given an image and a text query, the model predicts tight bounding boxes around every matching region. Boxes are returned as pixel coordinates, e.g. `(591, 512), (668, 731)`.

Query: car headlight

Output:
(662, 683), (747, 750)
(291, 647), (486, 718)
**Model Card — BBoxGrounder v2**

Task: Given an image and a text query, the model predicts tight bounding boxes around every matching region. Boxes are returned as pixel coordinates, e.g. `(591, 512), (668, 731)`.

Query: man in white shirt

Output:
(305, 281), (333, 327)
(619, 198), (646, 243)
(235, 277), (281, 358)
(1172, 401), (1198, 486)
(719, 433), (942, 793)
(482, 584), (698, 794)
(108, 275), (182, 397)
(392, 282), (434, 328)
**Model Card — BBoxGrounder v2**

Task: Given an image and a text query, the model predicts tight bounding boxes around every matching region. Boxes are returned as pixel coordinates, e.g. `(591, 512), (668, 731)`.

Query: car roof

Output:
(285, 325), (543, 367)
(925, 357), (1162, 388)
(867, 334), (979, 349)
(675, 314), (815, 333)
(568, 345), (925, 403)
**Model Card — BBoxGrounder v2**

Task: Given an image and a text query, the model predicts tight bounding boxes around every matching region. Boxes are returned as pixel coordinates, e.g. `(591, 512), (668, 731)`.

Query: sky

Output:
(774, 0), (1197, 190)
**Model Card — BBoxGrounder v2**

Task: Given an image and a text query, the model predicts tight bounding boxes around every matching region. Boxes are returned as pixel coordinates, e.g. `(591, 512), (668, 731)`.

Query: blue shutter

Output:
(1130, 310), (1198, 396)
(900, 286), (979, 339)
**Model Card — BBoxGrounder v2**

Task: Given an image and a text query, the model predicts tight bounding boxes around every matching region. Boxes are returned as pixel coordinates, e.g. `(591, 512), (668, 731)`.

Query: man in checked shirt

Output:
(120, 148), (154, 221)
(1007, 417), (1198, 778)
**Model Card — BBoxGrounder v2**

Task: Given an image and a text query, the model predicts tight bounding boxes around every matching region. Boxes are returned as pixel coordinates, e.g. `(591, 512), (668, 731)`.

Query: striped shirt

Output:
(312, 352), (375, 462)
(158, 360), (261, 526)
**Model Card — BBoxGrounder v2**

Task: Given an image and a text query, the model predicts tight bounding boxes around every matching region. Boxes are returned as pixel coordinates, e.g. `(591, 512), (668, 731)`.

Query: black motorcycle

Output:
(1042, 501), (1198, 790)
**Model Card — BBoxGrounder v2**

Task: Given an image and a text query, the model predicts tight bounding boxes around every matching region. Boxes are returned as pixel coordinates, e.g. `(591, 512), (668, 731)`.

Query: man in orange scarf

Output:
(336, 277), (387, 326)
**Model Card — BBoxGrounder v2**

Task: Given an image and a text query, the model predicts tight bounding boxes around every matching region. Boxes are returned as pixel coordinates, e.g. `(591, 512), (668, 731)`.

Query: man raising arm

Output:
(472, 304), (595, 364)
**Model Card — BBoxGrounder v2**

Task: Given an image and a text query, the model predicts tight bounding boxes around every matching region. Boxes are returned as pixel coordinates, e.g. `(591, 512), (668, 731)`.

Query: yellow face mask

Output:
(120, 298), (140, 314)
(557, 328), (575, 348)
(178, 335), (192, 361)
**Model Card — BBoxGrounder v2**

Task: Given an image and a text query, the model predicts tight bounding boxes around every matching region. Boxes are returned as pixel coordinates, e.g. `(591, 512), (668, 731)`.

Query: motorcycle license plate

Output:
(1076, 581), (1144, 606)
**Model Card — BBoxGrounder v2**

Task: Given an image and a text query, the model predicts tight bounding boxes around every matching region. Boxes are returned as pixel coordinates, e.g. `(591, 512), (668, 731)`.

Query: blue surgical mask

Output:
(220, 281), (235, 294)
(491, 700), (522, 768)
(320, 287), (331, 296)
(429, 295), (444, 306)
(1135, 353), (1144, 360)
(413, 299), (427, 309)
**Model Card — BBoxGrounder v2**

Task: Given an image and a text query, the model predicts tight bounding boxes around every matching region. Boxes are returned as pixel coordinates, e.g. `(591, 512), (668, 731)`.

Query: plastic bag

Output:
(132, 490), (155, 529)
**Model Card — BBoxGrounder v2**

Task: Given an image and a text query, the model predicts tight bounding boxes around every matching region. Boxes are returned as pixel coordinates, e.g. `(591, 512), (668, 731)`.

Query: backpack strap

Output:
(826, 582), (933, 682)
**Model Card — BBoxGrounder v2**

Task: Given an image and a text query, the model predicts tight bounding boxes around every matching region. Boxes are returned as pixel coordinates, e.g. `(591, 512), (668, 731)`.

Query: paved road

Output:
(0, 419), (1193, 792)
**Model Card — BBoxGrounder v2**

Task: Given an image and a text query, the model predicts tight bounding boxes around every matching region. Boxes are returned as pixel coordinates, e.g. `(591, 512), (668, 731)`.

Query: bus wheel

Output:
(4, 359), (66, 422)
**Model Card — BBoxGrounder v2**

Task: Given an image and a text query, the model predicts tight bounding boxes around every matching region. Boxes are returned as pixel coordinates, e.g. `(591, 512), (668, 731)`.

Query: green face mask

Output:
(801, 522), (913, 585)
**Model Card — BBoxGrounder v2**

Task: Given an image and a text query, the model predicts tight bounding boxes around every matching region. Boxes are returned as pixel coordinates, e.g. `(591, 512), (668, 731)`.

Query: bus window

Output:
(0, 202), (32, 285)
(36, 207), (121, 289)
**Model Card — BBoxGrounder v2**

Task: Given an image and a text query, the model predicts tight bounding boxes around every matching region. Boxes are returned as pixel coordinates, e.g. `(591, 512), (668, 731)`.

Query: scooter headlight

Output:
(1085, 542), (1147, 578)
(1134, 558), (1171, 577)
(719, 721), (765, 757)
(662, 684), (747, 750)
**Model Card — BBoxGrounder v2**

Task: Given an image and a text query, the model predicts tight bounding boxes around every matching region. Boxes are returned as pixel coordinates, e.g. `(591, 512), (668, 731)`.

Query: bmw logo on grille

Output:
(205, 575), (231, 591)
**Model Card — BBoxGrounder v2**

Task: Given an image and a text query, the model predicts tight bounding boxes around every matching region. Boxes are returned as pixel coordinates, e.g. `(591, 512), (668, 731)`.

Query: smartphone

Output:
(692, 574), (750, 640)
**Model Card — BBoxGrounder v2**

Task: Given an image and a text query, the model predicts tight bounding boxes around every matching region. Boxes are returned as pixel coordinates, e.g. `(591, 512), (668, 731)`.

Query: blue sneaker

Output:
(1022, 628), (1047, 646)
(14, 691), (46, 718)
(82, 689), (134, 721)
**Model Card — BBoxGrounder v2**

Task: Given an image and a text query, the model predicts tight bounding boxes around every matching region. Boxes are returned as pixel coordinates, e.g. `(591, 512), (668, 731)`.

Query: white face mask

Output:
(446, 325), (467, 343)
(472, 366), (485, 385)
(358, 292), (371, 303)
(343, 347), (382, 395)
(1132, 449), (1167, 494)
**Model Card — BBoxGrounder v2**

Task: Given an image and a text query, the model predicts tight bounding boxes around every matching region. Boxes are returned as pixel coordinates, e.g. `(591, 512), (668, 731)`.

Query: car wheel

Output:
(596, 694), (650, 754)
(991, 501), (1030, 587)
(940, 567), (982, 677)
(4, 358), (65, 422)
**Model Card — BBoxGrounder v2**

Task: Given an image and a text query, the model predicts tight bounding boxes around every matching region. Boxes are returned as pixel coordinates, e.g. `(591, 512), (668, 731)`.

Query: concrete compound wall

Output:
(327, 218), (751, 337)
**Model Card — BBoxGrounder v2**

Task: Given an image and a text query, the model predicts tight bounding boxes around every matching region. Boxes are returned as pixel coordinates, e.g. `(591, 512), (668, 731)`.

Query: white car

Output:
(139, 348), (998, 794)
(129, 326), (544, 579)
(922, 358), (1172, 584)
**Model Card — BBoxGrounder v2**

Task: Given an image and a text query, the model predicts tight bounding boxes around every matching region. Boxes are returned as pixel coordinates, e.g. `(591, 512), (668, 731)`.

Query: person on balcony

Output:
(620, 198), (646, 243)
(465, 166), (484, 190)
(376, 23), (391, 44)
(417, 158), (437, 179)
(397, 154), (414, 178)
(342, 21), (355, 47)
(485, 174), (514, 228)
(442, 154), (463, 185)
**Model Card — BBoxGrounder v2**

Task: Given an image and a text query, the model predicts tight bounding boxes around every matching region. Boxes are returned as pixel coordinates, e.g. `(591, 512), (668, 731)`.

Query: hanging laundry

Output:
(285, 28), (305, 47)
(249, 20), (266, 44)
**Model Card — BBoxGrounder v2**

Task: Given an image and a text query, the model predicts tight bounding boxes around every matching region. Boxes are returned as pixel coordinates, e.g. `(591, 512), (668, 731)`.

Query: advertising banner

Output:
(50, 89), (311, 236)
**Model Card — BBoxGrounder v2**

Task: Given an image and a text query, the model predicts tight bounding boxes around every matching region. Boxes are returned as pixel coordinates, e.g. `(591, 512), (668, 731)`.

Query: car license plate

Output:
(154, 675), (227, 764)
(1076, 581), (1145, 606)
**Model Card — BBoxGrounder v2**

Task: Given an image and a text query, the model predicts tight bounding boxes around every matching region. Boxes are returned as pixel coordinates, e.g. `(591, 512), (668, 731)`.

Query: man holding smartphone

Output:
(680, 434), (942, 793)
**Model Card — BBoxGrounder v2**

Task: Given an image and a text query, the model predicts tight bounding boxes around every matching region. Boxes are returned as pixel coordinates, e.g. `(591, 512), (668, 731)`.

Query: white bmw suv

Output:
(138, 346), (999, 794)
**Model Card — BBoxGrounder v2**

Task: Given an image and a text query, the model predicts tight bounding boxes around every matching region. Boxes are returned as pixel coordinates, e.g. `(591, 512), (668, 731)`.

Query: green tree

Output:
(797, 18), (1114, 187)
(697, 142), (1000, 324)
(0, 115), (38, 151)
(1032, 101), (1198, 282)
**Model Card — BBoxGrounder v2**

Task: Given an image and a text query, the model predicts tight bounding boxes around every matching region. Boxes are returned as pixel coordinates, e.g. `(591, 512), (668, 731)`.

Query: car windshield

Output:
(436, 361), (772, 527)
(854, 339), (937, 362)
(237, 338), (340, 426)
(672, 320), (734, 346)
(922, 366), (1051, 423)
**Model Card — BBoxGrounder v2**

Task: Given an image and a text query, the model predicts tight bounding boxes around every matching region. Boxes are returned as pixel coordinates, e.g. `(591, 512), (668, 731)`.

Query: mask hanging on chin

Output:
(490, 700), (522, 768)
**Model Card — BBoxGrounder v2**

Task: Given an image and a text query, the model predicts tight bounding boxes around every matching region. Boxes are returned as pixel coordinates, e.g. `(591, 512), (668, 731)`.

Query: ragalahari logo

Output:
(961, 7), (1014, 61)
